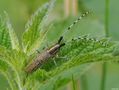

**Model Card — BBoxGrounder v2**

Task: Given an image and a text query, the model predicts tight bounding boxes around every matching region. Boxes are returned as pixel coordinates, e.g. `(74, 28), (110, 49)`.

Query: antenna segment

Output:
(62, 11), (90, 37)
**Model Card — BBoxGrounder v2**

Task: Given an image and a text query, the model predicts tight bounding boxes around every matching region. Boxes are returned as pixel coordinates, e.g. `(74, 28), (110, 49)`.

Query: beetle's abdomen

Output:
(25, 43), (64, 74)
(25, 51), (51, 73)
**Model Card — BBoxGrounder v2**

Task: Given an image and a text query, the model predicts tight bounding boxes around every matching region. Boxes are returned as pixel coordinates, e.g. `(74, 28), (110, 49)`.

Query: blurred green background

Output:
(0, 0), (119, 90)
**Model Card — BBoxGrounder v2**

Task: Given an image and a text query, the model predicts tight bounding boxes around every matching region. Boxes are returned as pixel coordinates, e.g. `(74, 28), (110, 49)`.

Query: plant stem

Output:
(101, 63), (107, 90)
(101, 0), (110, 90)
(72, 0), (78, 16)
(72, 74), (76, 90)
(64, 0), (70, 17)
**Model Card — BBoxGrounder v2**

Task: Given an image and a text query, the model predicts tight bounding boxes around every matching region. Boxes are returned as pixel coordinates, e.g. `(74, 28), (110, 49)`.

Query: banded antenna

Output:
(62, 11), (90, 37)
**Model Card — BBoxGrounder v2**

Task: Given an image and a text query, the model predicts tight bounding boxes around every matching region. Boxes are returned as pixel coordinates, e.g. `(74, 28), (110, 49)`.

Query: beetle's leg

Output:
(56, 55), (67, 59)
(53, 59), (57, 66)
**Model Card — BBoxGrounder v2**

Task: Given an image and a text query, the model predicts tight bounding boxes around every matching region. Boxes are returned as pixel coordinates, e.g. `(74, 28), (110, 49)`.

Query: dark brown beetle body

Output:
(25, 37), (65, 73)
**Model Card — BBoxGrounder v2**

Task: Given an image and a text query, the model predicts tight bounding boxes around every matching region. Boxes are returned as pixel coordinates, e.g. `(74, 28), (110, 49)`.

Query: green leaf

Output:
(38, 63), (96, 90)
(0, 46), (24, 90)
(0, 58), (19, 90)
(0, 15), (11, 49)
(22, 1), (55, 55)
(0, 59), (9, 71)
(41, 36), (115, 71)
(0, 13), (20, 50)
(5, 12), (20, 50)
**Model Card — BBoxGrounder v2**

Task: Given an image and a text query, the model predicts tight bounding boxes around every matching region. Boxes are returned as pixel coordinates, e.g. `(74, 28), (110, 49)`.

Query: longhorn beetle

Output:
(25, 11), (90, 74)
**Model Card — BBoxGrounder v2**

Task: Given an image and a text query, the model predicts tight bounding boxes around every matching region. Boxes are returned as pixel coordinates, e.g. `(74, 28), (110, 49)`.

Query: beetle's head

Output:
(57, 36), (65, 48)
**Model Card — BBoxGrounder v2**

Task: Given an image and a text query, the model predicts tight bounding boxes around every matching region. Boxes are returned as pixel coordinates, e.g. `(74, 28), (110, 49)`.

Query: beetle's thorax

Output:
(47, 44), (60, 55)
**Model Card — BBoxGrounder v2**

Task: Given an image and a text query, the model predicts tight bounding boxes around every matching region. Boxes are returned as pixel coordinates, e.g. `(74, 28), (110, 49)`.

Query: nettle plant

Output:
(0, 1), (119, 90)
